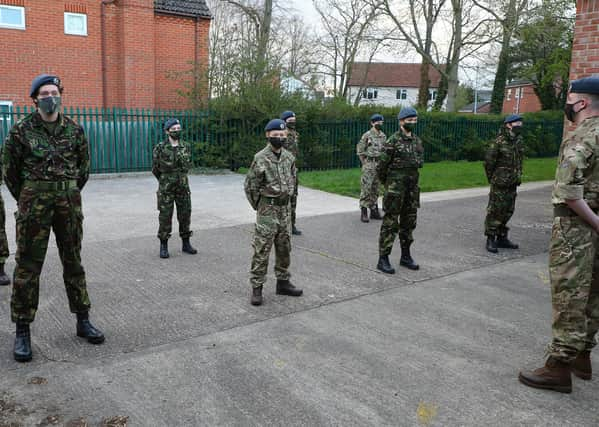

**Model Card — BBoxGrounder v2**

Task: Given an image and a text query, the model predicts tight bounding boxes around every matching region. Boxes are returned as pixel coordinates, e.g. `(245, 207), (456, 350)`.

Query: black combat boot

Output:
(292, 225), (302, 236)
(182, 238), (197, 254)
(0, 263), (10, 286)
(497, 233), (519, 249)
(251, 286), (263, 306)
(370, 205), (383, 220)
(377, 255), (395, 274)
(361, 207), (370, 223)
(76, 312), (105, 344)
(400, 244), (420, 270)
(14, 322), (32, 363)
(160, 240), (169, 258)
(276, 279), (303, 297)
(486, 236), (498, 253)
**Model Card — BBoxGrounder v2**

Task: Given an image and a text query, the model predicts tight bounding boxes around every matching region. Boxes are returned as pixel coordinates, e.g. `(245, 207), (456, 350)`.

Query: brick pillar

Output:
(120, 0), (156, 108)
(570, 1), (599, 81)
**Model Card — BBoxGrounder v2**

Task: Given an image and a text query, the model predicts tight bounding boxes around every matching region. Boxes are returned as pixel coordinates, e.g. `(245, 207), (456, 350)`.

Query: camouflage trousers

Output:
(379, 182), (420, 255)
(290, 175), (298, 227)
(157, 179), (192, 241)
(484, 184), (517, 237)
(546, 216), (599, 362)
(0, 191), (9, 264)
(250, 200), (291, 289)
(11, 185), (90, 323)
(360, 160), (380, 209)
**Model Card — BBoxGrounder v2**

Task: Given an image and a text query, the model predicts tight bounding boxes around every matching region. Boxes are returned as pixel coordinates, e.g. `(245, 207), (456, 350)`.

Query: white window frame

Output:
(429, 89), (437, 101)
(396, 89), (408, 100)
(0, 5), (25, 30)
(0, 101), (14, 131)
(506, 88), (512, 101)
(64, 12), (87, 36)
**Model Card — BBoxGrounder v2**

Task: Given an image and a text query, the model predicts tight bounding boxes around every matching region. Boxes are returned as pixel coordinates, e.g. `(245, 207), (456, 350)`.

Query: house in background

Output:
(0, 0), (211, 110)
(502, 79), (542, 114)
(346, 62), (442, 108)
(458, 89), (492, 114)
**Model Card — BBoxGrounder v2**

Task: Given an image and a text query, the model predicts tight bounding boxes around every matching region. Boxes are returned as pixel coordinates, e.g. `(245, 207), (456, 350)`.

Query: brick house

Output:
(570, 1), (599, 82)
(346, 62), (443, 108)
(0, 0), (211, 110)
(501, 79), (542, 114)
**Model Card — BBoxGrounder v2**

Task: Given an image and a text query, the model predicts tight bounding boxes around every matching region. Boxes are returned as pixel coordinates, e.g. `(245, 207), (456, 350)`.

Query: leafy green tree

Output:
(510, 0), (574, 110)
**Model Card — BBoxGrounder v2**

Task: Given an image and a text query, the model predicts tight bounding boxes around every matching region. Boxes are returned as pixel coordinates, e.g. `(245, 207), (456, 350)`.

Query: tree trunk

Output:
(489, 34), (511, 114)
(418, 58), (432, 108)
(254, 0), (273, 82)
(445, 0), (463, 112)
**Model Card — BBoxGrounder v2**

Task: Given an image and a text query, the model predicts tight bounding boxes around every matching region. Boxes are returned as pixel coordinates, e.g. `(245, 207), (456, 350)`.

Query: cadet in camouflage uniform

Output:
(3, 74), (104, 363)
(519, 77), (599, 393)
(357, 114), (385, 223)
(484, 114), (524, 253)
(376, 107), (423, 274)
(281, 111), (302, 235)
(245, 119), (303, 306)
(152, 118), (197, 259)
(0, 154), (11, 287)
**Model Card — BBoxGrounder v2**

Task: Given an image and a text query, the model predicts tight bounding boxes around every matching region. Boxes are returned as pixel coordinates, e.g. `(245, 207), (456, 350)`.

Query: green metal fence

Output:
(0, 107), (564, 173)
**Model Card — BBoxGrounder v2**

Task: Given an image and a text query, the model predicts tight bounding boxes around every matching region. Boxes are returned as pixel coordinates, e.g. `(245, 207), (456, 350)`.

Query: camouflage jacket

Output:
(357, 128), (386, 159)
(152, 140), (192, 183)
(484, 128), (524, 187)
(285, 129), (300, 159)
(3, 112), (90, 200)
(552, 116), (599, 209)
(377, 130), (424, 185)
(244, 145), (296, 210)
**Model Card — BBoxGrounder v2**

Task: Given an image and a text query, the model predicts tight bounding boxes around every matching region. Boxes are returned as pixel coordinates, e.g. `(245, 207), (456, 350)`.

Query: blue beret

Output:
(280, 111), (296, 121)
(569, 77), (599, 95)
(30, 74), (61, 97)
(504, 114), (523, 124)
(398, 107), (418, 120)
(164, 118), (180, 131)
(265, 119), (286, 132)
(370, 114), (384, 122)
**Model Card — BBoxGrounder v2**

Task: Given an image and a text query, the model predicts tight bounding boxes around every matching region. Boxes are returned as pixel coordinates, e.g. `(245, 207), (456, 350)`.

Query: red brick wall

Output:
(0, 0), (103, 107)
(502, 85), (542, 114)
(570, 0), (599, 81)
(0, 0), (210, 109)
(154, 15), (210, 109)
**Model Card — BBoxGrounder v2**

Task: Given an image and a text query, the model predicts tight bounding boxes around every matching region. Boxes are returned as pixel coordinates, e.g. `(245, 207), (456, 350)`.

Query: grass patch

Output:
(291, 157), (557, 198)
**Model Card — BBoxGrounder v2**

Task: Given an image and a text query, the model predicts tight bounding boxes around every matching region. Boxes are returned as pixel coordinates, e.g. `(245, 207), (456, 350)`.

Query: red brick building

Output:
(0, 0), (211, 109)
(570, 1), (599, 81)
(502, 80), (542, 114)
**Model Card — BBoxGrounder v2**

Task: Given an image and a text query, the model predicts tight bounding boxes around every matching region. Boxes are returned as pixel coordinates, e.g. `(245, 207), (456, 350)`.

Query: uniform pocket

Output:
(383, 192), (402, 215)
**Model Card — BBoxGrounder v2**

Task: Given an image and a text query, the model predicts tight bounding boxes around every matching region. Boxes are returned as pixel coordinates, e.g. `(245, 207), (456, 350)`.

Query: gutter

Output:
(101, 0), (117, 109)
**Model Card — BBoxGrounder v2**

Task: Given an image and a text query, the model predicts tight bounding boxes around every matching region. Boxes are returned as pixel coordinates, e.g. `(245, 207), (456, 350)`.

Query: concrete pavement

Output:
(0, 175), (597, 426)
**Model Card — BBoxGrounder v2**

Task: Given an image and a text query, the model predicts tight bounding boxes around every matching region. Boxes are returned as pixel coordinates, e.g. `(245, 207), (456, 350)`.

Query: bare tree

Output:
(379, 0), (497, 111)
(312, 0), (383, 99)
(472, 0), (529, 113)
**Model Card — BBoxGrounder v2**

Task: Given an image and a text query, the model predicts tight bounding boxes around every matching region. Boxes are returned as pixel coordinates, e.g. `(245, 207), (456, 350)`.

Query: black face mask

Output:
(169, 131), (181, 140)
(565, 100), (585, 122)
(286, 122), (296, 130)
(269, 137), (286, 149)
(374, 124), (383, 131)
(510, 125), (522, 135)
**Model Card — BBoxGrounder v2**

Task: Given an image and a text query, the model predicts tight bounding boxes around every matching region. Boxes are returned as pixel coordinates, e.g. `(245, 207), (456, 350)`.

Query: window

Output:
(429, 90), (437, 101)
(64, 12), (87, 36)
(363, 88), (378, 100)
(516, 87), (524, 99)
(0, 101), (13, 136)
(396, 89), (407, 100)
(506, 89), (512, 101)
(0, 5), (25, 30)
